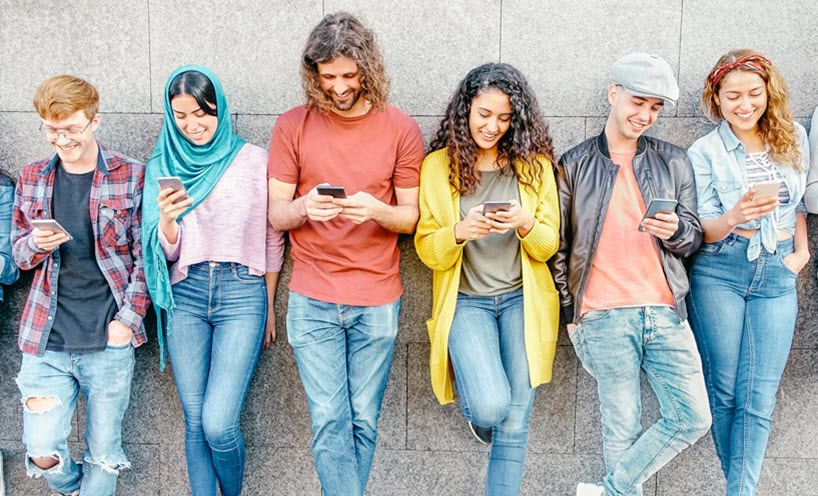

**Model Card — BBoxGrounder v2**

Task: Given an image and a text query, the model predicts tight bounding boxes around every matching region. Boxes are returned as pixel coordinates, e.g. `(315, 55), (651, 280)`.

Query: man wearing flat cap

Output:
(551, 53), (711, 496)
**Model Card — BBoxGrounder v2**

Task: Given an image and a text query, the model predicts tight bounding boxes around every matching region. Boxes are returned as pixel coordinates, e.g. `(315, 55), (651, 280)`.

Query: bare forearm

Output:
(264, 272), (279, 308)
(269, 197), (308, 231)
(372, 203), (419, 234)
(701, 214), (737, 243)
(794, 213), (809, 256)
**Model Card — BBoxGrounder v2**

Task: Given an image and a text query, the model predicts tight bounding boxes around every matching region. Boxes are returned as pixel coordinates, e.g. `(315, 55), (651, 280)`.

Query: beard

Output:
(329, 87), (362, 111)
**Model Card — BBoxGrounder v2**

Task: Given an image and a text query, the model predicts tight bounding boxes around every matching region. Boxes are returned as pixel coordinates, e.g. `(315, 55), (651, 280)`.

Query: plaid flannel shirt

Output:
(12, 144), (150, 356)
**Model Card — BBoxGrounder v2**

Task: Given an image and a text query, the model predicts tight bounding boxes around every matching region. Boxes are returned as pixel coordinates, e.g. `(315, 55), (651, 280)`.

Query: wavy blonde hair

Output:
(701, 49), (802, 170)
(300, 12), (389, 112)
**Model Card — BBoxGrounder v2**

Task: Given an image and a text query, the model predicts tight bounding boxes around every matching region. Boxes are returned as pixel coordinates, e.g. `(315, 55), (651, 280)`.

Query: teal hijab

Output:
(142, 65), (245, 369)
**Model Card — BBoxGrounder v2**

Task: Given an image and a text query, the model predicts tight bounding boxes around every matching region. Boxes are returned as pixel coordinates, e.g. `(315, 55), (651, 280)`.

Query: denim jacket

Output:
(687, 120), (810, 260)
(0, 176), (20, 301)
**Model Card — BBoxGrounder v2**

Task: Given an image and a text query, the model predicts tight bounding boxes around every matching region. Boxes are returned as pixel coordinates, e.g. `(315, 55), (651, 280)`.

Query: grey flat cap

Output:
(610, 53), (679, 105)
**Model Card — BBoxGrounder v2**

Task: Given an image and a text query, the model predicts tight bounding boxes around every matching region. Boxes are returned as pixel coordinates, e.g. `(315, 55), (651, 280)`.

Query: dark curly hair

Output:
(430, 63), (555, 195)
(301, 12), (389, 112)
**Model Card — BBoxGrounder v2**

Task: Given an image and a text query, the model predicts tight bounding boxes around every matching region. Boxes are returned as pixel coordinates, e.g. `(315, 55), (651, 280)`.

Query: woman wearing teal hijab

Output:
(143, 66), (285, 496)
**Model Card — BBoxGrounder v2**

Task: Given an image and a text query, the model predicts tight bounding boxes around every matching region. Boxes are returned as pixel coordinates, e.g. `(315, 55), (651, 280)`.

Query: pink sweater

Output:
(159, 143), (285, 284)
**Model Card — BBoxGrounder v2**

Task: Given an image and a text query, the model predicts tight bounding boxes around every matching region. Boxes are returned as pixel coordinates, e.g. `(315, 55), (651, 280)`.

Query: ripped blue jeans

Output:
(16, 344), (135, 496)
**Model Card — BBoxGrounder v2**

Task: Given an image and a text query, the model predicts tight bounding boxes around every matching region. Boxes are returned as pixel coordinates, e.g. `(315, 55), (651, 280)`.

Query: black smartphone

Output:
(639, 198), (678, 231)
(316, 185), (347, 199)
(482, 201), (512, 215)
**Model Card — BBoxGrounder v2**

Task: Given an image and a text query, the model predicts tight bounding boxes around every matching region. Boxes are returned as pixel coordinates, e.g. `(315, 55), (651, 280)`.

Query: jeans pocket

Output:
(231, 264), (263, 284)
(578, 308), (611, 324)
(698, 239), (726, 255)
(105, 342), (132, 350)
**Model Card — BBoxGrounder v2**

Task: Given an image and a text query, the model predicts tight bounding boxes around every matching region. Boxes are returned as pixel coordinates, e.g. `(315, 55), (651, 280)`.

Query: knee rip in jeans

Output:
(22, 395), (61, 414)
(26, 452), (64, 475)
(83, 455), (131, 475)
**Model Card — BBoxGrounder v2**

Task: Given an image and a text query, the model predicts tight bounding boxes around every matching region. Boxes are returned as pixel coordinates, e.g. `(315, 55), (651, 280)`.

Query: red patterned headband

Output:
(707, 54), (772, 88)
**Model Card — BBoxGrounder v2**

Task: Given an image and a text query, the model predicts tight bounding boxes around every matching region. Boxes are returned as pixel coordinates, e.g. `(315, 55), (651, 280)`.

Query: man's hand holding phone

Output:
(30, 221), (71, 252)
(305, 183), (344, 222)
(335, 191), (385, 224)
(639, 198), (679, 240)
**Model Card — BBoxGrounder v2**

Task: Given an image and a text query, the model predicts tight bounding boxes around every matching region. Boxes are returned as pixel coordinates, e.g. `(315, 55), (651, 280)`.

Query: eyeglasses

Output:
(39, 118), (95, 143)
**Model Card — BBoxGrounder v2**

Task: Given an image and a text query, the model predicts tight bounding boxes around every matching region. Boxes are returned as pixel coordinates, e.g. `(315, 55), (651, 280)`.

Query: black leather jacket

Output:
(550, 131), (702, 324)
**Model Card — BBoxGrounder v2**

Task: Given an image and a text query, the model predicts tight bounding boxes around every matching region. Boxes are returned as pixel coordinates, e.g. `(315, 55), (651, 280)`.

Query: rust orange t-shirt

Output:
(580, 151), (675, 315)
(267, 105), (424, 306)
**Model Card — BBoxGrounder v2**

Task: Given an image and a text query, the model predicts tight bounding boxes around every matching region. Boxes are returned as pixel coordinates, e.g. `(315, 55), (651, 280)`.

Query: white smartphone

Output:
(751, 179), (781, 199)
(157, 176), (189, 200)
(639, 198), (678, 232)
(31, 219), (74, 241)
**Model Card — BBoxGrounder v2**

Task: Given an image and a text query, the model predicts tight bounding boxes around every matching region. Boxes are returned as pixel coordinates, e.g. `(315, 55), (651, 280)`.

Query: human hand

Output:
(336, 191), (384, 224)
(783, 250), (810, 275)
(727, 190), (778, 226)
(31, 227), (69, 252)
(304, 184), (344, 222)
(107, 320), (133, 346)
(455, 205), (492, 242)
(263, 309), (276, 350)
(641, 211), (679, 240)
(484, 200), (534, 235)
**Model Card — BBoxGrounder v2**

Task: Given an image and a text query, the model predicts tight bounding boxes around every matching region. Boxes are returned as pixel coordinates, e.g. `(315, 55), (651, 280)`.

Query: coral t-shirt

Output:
(580, 151), (675, 316)
(268, 104), (424, 306)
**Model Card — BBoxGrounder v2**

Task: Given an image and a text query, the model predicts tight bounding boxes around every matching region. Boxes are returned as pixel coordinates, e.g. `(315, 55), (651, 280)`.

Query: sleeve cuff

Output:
(115, 306), (143, 332)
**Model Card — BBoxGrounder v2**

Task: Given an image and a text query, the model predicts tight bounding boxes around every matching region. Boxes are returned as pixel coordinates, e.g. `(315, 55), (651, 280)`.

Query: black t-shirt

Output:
(47, 162), (118, 353)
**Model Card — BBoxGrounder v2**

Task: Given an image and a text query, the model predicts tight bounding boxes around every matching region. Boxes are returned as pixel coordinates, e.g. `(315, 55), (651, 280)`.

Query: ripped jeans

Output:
(16, 344), (135, 496)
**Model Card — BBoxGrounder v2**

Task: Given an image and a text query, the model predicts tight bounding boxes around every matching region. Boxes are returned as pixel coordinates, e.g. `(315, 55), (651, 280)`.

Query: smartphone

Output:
(31, 219), (74, 241)
(482, 201), (512, 215)
(638, 198), (678, 232)
(316, 185), (347, 199)
(751, 179), (781, 199)
(157, 176), (189, 200)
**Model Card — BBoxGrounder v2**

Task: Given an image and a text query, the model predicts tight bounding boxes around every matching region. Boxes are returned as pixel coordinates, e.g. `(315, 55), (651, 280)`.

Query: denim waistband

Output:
(720, 232), (793, 252)
(187, 261), (247, 272)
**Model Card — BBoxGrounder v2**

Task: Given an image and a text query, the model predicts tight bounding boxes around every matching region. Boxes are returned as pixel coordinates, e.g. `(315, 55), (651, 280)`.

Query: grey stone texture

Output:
(1, 1), (818, 495)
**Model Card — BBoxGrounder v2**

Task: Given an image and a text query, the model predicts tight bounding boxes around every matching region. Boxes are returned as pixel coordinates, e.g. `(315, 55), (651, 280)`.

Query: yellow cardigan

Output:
(414, 148), (561, 405)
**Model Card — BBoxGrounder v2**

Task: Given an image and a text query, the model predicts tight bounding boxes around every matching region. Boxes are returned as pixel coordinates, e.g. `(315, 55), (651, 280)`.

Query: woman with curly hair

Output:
(686, 49), (811, 495)
(415, 63), (560, 495)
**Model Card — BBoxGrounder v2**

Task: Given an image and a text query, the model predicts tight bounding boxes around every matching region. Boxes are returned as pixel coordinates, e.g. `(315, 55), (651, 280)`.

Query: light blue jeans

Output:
(448, 288), (534, 496)
(286, 291), (400, 496)
(17, 344), (135, 496)
(688, 234), (798, 496)
(569, 306), (711, 496)
(167, 262), (267, 496)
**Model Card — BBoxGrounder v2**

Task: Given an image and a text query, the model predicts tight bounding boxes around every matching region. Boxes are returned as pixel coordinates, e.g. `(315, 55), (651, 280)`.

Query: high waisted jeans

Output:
(448, 288), (534, 496)
(167, 262), (267, 496)
(688, 234), (798, 496)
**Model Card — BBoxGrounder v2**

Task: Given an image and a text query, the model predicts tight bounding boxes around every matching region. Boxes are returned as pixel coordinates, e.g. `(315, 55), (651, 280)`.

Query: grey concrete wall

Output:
(1, 1), (817, 495)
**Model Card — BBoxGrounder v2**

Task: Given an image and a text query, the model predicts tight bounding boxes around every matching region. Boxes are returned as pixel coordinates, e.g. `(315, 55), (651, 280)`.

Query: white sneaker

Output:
(576, 482), (604, 496)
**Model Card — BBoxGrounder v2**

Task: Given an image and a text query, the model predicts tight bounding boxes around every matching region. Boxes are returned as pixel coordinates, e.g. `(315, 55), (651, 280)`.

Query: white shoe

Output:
(576, 482), (604, 496)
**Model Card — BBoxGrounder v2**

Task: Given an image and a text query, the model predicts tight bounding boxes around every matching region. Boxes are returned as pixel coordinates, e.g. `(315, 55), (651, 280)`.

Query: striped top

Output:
(746, 151), (790, 204)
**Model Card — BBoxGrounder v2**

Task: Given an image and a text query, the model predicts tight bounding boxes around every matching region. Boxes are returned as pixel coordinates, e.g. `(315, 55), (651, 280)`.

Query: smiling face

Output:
(715, 70), (768, 135)
(468, 88), (512, 154)
(606, 85), (664, 143)
(317, 56), (366, 116)
(41, 110), (100, 170)
(171, 93), (218, 145)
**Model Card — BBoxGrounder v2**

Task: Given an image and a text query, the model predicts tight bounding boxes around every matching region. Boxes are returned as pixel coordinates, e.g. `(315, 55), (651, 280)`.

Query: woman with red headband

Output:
(686, 49), (811, 495)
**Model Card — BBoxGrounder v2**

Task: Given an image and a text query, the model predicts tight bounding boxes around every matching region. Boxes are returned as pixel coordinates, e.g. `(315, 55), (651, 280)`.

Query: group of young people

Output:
(1, 10), (816, 496)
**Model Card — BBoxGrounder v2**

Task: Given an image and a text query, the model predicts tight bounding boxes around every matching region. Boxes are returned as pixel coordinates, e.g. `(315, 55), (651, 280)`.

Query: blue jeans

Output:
(688, 234), (797, 496)
(286, 291), (400, 496)
(448, 288), (534, 496)
(167, 262), (267, 496)
(16, 344), (135, 496)
(569, 306), (711, 496)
